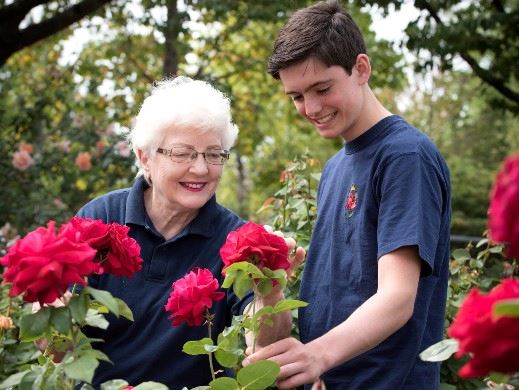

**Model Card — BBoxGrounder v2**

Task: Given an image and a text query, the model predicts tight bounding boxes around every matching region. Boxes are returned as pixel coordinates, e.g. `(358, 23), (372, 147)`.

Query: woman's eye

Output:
(291, 95), (303, 102)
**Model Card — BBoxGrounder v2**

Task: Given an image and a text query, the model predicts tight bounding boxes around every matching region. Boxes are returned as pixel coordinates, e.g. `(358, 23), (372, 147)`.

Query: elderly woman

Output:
(77, 77), (301, 387)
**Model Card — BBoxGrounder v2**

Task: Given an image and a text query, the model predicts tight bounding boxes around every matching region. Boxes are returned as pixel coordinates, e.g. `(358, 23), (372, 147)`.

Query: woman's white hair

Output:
(129, 76), (239, 176)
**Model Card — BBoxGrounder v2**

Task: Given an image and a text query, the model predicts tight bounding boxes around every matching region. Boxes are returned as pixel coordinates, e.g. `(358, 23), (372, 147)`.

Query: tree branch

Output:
(420, 1), (519, 105)
(0, 0), (112, 66)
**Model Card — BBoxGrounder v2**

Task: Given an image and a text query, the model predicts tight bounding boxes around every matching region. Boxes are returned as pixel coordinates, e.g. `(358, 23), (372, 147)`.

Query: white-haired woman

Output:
(77, 77), (303, 387)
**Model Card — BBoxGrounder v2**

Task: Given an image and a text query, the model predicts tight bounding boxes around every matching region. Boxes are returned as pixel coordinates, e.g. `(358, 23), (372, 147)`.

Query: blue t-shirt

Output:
(77, 175), (249, 389)
(299, 115), (451, 389)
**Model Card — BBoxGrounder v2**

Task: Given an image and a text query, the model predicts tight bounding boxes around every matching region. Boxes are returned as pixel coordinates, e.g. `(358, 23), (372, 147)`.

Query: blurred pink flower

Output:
(75, 152), (92, 171)
(115, 140), (131, 157)
(53, 198), (67, 210)
(12, 150), (34, 171)
(18, 142), (33, 154)
(57, 140), (71, 153)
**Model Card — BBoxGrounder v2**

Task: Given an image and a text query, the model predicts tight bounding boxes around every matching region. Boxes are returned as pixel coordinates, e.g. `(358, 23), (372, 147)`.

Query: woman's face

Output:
(140, 127), (225, 214)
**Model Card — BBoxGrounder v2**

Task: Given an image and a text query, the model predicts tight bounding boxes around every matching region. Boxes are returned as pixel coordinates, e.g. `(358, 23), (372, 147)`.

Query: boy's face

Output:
(279, 57), (366, 142)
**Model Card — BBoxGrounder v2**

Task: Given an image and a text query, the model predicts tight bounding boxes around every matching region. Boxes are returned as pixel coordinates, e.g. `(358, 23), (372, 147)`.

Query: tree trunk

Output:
(163, 0), (179, 78)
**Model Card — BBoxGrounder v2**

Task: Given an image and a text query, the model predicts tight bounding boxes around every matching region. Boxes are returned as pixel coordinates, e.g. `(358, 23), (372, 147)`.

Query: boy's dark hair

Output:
(268, 0), (366, 79)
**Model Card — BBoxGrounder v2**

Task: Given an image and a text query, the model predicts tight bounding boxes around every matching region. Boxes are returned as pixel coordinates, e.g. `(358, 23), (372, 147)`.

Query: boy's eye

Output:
(317, 87), (330, 94)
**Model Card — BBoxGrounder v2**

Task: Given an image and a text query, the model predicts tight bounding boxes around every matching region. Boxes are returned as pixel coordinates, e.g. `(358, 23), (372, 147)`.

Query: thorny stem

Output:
(206, 309), (216, 381)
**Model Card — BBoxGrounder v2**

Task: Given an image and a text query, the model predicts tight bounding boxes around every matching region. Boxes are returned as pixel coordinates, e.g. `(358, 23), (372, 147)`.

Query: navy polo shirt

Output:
(299, 116), (451, 389)
(77, 175), (249, 388)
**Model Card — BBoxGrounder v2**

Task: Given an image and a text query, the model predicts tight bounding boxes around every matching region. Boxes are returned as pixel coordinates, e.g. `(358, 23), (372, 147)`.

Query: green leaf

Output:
(234, 271), (253, 300)
(256, 279), (273, 295)
(69, 291), (89, 324)
(84, 286), (120, 317)
(419, 339), (458, 362)
(489, 245), (504, 253)
(100, 379), (128, 390)
(439, 383), (457, 390)
(215, 347), (243, 368)
(222, 269), (238, 289)
(84, 309), (109, 329)
(224, 262), (266, 279)
(19, 307), (51, 341)
(272, 299), (308, 314)
(237, 360), (280, 389)
(50, 306), (72, 334)
(133, 382), (169, 390)
(115, 298), (134, 321)
(183, 338), (214, 355)
(451, 249), (471, 261)
(494, 299), (519, 317)
(0, 370), (30, 389)
(63, 356), (100, 383)
(209, 377), (240, 390)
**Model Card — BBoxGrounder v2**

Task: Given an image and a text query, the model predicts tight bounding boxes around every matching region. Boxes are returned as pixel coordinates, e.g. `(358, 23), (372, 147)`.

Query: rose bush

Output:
(0, 217), (165, 389)
(447, 278), (519, 378)
(165, 268), (225, 327)
(0, 221), (97, 304)
(165, 223), (307, 389)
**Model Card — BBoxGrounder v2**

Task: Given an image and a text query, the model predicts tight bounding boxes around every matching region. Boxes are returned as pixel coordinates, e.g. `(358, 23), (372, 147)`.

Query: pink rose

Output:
(220, 222), (290, 272)
(165, 268), (225, 327)
(448, 278), (519, 378)
(0, 221), (97, 304)
(12, 150), (34, 171)
(488, 153), (519, 258)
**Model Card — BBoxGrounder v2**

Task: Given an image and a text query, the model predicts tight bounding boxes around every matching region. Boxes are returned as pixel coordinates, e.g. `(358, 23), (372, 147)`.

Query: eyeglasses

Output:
(156, 146), (230, 165)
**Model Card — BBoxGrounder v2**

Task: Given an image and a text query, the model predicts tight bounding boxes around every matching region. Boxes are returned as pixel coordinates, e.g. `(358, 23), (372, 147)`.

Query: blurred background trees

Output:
(0, 0), (517, 237)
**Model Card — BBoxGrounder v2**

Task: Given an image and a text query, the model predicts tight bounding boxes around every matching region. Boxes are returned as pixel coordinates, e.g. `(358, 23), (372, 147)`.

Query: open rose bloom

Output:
(220, 222), (290, 272)
(448, 278), (519, 378)
(488, 152), (519, 259)
(164, 268), (225, 327)
(1, 217), (143, 304)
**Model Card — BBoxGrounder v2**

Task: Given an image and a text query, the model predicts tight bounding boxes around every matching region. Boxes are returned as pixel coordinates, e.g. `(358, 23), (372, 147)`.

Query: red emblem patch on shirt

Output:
(345, 184), (357, 218)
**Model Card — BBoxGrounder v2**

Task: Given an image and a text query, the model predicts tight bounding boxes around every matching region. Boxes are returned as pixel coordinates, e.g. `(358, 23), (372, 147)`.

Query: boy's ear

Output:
(354, 54), (371, 84)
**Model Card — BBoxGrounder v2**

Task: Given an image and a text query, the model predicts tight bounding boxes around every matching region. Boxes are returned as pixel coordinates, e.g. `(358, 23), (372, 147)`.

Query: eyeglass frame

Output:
(156, 146), (230, 165)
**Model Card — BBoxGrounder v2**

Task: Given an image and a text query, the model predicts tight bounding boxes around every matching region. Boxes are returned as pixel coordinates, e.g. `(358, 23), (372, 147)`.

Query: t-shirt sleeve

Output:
(375, 152), (447, 276)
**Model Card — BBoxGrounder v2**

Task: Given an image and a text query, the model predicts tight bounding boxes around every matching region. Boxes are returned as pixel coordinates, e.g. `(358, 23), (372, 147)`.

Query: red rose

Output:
(447, 278), (519, 378)
(60, 217), (142, 278)
(60, 216), (110, 248)
(164, 268), (225, 327)
(103, 223), (143, 278)
(219, 222), (289, 272)
(488, 153), (519, 259)
(0, 221), (97, 304)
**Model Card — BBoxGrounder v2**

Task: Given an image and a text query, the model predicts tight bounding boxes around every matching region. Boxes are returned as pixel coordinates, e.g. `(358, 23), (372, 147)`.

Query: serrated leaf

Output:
(419, 339), (458, 362)
(19, 307), (51, 341)
(69, 292), (89, 324)
(183, 338), (214, 355)
(273, 299), (308, 314)
(63, 356), (99, 383)
(50, 307), (72, 334)
(84, 309), (109, 329)
(115, 298), (134, 321)
(451, 249), (471, 261)
(84, 287), (119, 317)
(209, 377), (239, 390)
(234, 271), (253, 300)
(237, 360), (280, 389)
(256, 279), (273, 295)
(0, 370), (30, 389)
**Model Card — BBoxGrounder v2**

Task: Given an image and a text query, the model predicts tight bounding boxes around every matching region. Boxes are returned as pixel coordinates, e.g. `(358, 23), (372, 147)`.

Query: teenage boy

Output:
(243, 1), (451, 389)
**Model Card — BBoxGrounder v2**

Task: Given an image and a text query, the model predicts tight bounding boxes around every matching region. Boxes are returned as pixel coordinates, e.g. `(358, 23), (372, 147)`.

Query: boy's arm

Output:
(243, 245), (421, 389)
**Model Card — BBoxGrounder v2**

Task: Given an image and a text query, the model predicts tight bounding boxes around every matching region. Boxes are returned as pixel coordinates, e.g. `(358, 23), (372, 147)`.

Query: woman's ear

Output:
(354, 54), (371, 84)
(137, 148), (150, 172)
